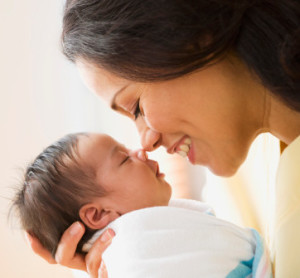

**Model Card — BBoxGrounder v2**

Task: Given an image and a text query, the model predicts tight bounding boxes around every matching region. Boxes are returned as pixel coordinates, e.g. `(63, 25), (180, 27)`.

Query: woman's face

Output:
(77, 57), (265, 176)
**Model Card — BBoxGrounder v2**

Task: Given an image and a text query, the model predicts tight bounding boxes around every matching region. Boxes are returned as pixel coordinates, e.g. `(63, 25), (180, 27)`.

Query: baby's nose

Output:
(129, 149), (149, 161)
(137, 149), (148, 161)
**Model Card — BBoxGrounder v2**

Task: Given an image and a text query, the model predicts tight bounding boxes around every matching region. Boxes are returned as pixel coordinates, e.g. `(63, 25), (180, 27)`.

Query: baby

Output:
(12, 133), (273, 277)
(12, 132), (171, 256)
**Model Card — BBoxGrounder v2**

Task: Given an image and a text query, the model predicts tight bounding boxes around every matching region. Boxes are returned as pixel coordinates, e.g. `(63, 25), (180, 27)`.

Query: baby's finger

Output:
(55, 222), (86, 270)
(25, 232), (56, 264)
(86, 229), (115, 278)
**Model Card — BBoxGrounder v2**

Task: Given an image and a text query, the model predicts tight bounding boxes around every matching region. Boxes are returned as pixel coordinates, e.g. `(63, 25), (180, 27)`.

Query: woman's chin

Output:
(190, 146), (241, 177)
(208, 162), (239, 177)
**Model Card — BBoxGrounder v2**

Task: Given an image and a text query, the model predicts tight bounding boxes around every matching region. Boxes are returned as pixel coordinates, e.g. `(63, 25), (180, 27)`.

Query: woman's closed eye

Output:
(133, 99), (141, 120)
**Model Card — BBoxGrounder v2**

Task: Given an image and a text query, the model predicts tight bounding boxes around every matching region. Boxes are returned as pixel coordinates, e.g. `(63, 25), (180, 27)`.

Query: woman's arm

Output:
(26, 222), (114, 278)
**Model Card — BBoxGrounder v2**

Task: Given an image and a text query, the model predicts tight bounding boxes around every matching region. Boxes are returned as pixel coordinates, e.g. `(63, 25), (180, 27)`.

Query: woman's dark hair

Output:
(11, 133), (105, 258)
(61, 0), (300, 111)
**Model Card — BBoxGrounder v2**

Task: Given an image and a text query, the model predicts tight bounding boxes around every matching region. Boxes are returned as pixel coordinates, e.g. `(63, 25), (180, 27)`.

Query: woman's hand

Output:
(26, 222), (115, 278)
(84, 228), (114, 278)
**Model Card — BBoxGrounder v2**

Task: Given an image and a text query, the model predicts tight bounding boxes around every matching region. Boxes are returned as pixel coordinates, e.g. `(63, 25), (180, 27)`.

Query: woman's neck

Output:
(266, 94), (300, 145)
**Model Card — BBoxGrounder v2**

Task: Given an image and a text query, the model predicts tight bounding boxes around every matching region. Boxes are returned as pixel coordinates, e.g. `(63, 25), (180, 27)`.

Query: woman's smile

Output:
(76, 56), (267, 176)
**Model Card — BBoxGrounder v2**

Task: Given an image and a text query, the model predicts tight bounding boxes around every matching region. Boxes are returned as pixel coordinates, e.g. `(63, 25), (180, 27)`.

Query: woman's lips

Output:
(187, 141), (196, 164)
(167, 136), (194, 164)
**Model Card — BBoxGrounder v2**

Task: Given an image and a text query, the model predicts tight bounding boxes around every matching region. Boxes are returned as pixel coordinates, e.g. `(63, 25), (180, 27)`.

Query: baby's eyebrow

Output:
(111, 144), (127, 158)
(111, 144), (129, 167)
(111, 145), (119, 158)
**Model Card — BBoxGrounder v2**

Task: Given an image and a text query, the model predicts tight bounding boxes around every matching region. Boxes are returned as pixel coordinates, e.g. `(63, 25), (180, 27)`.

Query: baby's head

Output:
(12, 133), (171, 257)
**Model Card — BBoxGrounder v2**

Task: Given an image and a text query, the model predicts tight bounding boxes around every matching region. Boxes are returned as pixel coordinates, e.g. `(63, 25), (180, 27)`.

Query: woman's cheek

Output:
(143, 111), (169, 133)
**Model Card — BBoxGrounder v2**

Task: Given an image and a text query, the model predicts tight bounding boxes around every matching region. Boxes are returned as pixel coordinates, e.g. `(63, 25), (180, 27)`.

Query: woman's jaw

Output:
(166, 134), (246, 177)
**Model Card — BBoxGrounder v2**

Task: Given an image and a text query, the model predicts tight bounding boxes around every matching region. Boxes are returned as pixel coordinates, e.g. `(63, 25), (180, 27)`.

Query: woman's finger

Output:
(86, 229), (115, 278)
(25, 232), (56, 264)
(55, 222), (86, 271)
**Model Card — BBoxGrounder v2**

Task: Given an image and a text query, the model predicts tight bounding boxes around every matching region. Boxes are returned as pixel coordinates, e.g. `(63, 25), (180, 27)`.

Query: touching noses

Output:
(136, 118), (161, 151)
(135, 150), (158, 174)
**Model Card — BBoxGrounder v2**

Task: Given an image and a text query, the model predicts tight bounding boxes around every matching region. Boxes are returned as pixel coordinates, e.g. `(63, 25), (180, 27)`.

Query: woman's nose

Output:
(136, 118), (161, 151)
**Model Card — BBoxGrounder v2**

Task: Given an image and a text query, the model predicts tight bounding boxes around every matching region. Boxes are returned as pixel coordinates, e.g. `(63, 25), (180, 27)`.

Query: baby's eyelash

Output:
(120, 156), (130, 165)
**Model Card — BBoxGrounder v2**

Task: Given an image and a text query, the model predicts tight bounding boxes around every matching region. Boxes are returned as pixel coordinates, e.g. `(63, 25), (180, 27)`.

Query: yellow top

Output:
(273, 135), (300, 277)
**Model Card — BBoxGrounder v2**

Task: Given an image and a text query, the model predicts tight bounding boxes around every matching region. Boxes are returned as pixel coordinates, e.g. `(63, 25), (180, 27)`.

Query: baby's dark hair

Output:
(11, 133), (106, 258)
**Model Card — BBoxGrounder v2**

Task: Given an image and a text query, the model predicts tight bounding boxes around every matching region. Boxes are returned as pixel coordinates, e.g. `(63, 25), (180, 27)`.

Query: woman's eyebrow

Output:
(110, 85), (129, 111)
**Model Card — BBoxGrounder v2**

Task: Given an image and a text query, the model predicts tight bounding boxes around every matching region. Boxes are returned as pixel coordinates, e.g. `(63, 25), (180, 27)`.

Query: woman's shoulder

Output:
(273, 137), (300, 277)
(276, 135), (300, 218)
(279, 135), (300, 170)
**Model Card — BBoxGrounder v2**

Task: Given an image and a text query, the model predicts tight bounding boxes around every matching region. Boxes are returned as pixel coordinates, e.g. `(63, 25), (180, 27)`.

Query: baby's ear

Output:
(79, 203), (119, 230)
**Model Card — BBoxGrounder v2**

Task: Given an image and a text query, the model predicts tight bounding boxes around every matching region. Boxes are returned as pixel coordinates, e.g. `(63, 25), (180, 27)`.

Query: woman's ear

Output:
(79, 203), (120, 230)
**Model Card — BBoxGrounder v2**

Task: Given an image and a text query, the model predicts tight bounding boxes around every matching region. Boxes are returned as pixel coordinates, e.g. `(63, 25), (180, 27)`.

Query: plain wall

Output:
(0, 0), (138, 277)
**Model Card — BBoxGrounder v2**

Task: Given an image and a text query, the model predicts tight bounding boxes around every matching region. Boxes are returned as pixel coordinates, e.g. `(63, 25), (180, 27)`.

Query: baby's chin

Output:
(156, 191), (172, 207)
(165, 186), (172, 204)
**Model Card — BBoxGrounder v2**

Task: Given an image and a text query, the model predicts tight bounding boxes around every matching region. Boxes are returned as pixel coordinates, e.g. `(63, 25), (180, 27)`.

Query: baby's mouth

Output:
(156, 163), (165, 178)
(156, 163), (160, 176)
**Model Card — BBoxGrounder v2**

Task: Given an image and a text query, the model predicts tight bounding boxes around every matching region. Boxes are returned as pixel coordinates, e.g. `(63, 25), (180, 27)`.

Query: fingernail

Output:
(69, 222), (83, 236)
(101, 229), (115, 242)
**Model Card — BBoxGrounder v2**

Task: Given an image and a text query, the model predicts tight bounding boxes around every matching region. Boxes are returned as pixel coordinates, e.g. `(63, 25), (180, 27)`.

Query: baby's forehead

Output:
(78, 133), (114, 152)
(76, 133), (126, 165)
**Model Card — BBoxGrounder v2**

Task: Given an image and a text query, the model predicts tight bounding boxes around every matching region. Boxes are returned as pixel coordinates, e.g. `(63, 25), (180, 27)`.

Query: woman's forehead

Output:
(76, 60), (131, 104)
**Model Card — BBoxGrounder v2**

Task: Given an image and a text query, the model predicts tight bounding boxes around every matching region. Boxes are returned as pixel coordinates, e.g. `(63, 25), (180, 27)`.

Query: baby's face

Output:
(78, 134), (172, 214)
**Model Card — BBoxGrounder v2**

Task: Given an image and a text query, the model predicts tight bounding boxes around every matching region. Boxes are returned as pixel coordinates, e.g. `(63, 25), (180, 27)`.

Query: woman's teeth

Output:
(177, 138), (191, 157)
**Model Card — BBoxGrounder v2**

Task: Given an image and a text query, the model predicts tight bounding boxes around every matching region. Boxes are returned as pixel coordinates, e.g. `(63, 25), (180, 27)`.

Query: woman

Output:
(27, 0), (300, 277)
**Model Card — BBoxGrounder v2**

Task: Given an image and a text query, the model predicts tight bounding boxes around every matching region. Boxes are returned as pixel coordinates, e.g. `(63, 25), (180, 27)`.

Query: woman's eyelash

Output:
(133, 99), (141, 120)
